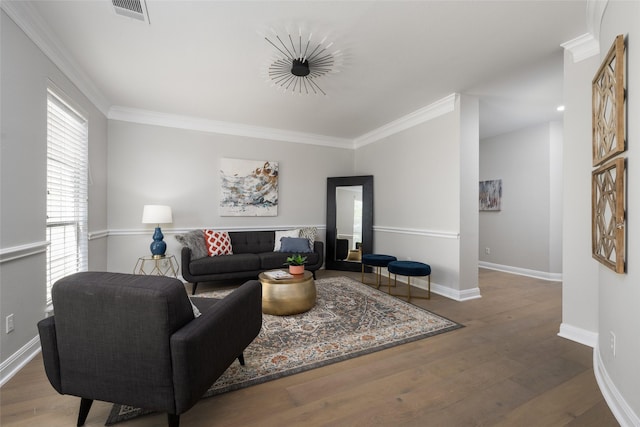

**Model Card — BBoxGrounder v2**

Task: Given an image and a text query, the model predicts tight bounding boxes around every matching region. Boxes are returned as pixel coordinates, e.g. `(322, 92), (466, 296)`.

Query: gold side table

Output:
(258, 270), (316, 316)
(134, 255), (178, 278)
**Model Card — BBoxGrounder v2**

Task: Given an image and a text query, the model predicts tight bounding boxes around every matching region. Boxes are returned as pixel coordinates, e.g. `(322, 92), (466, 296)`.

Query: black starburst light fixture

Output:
(265, 28), (342, 95)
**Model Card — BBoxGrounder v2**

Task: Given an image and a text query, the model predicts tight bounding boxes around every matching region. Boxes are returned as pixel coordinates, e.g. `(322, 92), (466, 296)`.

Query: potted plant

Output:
(284, 254), (307, 275)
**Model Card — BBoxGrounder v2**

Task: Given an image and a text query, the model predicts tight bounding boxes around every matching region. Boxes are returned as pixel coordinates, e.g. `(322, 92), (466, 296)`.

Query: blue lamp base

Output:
(150, 226), (167, 259)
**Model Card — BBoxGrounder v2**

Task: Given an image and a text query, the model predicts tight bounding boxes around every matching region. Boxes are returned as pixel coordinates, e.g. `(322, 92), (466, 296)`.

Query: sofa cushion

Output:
(279, 237), (312, 253)
(190, 253), (260, 275)
(274, 229), (299, 251)
(229, 231), (275, 254)
(204, 230), (233, 256)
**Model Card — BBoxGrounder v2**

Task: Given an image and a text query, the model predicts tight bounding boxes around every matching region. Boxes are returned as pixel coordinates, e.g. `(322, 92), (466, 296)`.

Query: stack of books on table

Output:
(264, 270), (293, 280)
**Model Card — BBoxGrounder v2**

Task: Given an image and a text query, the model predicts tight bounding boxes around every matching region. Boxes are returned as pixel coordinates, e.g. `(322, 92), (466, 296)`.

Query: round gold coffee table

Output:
(258, 270), (316, 316)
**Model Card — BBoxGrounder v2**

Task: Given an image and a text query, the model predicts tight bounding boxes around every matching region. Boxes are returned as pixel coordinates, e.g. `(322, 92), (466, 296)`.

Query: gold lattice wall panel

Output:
(592, 158), (625, 273)
(592, 34), (625, 166)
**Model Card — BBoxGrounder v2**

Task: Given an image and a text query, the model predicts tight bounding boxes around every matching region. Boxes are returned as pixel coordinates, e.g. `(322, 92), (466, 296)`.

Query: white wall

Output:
(354, 95), (480, 300)
(459, 95), (480, 296)
(0, 11), (108, 375)
(479, 122), (562, 278)
(594, 1), (640, 423)
(562, 1), (640, 424)
(549, 121), (563, 274)
(561, 43), (601, 345)
(106, 120), (355, 274)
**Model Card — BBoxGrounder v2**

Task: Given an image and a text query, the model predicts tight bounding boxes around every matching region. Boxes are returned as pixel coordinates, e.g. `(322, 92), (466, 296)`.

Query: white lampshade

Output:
(142, 205), (173, 224)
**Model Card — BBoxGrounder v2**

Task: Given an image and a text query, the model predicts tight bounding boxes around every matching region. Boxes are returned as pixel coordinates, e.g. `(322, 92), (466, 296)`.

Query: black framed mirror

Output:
(326, 175), (373, 271)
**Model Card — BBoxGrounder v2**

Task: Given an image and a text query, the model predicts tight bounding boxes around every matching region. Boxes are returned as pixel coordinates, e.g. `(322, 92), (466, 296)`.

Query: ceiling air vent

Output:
(112, 0), (150, 24)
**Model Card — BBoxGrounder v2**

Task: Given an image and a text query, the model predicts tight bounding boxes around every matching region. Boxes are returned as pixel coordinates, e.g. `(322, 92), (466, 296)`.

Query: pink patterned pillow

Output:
(204, 230), (233, 256)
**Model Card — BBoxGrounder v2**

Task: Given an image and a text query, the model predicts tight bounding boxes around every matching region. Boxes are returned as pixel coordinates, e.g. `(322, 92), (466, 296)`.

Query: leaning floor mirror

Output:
(326, 175), (373, 272)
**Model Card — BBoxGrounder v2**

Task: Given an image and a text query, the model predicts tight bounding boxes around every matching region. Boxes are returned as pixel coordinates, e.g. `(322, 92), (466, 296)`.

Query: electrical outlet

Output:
(485, 247), (491, 254)
(6, 314), (14, 334)
(610, 331), (616, 357)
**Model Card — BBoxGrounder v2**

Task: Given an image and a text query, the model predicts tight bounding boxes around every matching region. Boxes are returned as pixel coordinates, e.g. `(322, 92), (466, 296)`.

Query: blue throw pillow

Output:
(279, 237), (312, 253)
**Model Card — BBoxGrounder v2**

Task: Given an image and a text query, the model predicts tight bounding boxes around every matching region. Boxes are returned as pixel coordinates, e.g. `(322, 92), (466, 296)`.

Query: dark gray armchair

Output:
(37, 272), (262, 427)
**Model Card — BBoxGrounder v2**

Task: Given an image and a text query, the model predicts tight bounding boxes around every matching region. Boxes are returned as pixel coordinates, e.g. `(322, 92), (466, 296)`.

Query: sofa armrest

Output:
(180, 246), (196, 283)
(37, 316), (63, 394)
(307, 240), (324, 270)
(170, 280), (262, 414)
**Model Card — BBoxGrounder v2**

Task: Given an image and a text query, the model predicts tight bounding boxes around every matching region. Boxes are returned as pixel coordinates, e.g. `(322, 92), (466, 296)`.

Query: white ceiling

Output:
(8, 1), (589, 143)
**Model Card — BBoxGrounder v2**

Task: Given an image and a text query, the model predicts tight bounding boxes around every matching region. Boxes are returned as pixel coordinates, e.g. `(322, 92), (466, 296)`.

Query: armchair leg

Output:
(238, 353), (245, 366)
(77, 398), (93, 426)
(168, 413), (180, 427)
(192, 282), (198, 295)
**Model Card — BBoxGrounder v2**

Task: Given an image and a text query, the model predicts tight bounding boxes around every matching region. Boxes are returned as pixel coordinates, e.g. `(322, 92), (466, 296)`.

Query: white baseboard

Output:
(557, 322), (598, 348)
(382, 269), (482, 302)
(594, 342), (640, 427)
(0, 335), (41, 387)
(479, 261), (562, 282)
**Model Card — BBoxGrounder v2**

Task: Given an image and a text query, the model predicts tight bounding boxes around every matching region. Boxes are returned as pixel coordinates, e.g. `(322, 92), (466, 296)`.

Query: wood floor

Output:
(1, 269), (619, 426)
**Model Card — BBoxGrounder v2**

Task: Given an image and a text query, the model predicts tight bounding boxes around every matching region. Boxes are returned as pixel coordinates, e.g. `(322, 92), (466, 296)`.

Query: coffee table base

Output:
(259, 270), (316, 316)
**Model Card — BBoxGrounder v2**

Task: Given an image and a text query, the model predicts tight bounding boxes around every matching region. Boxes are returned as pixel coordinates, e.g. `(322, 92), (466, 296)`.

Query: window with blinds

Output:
(46, 88), (88, 304)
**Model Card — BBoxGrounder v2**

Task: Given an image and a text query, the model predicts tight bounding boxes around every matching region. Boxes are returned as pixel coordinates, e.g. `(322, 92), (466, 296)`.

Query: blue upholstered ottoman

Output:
(387, 260), (431, 300)
(361, 254), (397, 289)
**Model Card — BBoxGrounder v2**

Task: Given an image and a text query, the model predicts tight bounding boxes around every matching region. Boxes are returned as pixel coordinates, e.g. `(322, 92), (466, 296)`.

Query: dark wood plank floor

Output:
(0, 269), (619, 426)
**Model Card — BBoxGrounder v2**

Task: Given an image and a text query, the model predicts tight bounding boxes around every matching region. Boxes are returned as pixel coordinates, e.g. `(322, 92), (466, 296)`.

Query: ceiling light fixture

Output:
(556, 105), (565, 112)
(264, 28), (342, 95)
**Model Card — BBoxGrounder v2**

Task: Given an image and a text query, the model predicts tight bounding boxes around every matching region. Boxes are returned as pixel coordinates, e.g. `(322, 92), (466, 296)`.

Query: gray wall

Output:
(562, 1), (640, 423)
(561, 41), (601, 342)
(0, 11), (108, 371)
(459, 95), (480, 296)
(11, 4), (640, 421)
(354, 95), (480, 299)
(106, 120), (355, 274)
(596, 0), (640, 421)
(479, 122), (563, 278)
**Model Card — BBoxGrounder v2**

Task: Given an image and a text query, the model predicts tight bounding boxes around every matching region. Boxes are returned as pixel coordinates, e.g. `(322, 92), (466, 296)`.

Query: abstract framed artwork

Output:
(479, 179), (502, 211)
(219, 158), (278, 216)
(592, 157), (625, 273)
(592, 34), (626, 167)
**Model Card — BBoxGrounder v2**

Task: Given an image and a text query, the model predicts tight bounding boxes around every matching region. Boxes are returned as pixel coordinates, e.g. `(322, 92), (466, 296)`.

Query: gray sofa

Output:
(179, 230), (324, 294)
(37, 272), (262, 427)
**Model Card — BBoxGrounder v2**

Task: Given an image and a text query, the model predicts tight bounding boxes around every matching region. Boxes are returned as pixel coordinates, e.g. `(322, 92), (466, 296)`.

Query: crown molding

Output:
(108, 106), (354, 149)
(587, 0), (609, 41)
(1, 1), (111, 116)
(2, 2), (461, 149)
(561, 0), (608, 63)
(561, 33), (600, 63)
(109, 94), (458, 150)
(353, 93), (458, 148)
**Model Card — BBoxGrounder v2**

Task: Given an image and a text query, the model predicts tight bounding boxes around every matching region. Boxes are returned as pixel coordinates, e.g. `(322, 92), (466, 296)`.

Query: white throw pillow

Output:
(298, 227), (317, 250)
(274, 229), (300, 251)
(189, 299), (202, 318)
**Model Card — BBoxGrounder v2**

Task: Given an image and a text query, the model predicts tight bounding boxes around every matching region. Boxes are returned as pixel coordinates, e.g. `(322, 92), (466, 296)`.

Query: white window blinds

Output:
(46, 88), (88, 304)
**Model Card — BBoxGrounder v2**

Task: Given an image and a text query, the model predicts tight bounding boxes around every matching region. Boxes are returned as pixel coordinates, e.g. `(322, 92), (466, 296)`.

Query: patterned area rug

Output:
(107, 276), (462, 425)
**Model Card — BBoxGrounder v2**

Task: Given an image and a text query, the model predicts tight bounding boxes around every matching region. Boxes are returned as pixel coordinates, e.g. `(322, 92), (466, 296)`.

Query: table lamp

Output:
(142, 205), (173, 259)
